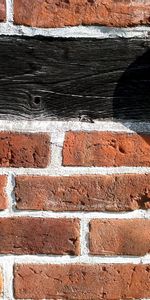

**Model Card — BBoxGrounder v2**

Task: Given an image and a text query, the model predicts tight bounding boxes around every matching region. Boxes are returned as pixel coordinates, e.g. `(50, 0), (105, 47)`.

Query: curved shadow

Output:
(113, 49), (150, 121)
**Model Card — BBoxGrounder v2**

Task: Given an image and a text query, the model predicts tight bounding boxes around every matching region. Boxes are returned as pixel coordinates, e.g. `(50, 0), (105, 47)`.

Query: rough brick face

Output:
(1, 0), (150, 296)
(14, 264), (150, 299)
(63, 131), (150, 167)
(14, 0), (150, 28)
(0, 175), (7, 210)
(0, 0), (5, 22)
(0, 132), (50, 168)
(90, 219), (150, 256)
(15, 174), (150, 211)
(0, 218), (80, 255)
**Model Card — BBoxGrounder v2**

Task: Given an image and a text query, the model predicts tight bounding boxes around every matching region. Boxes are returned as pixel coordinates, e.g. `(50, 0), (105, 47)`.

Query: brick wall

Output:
(0, 1), (150, 300)
(0, 121), (147, 299)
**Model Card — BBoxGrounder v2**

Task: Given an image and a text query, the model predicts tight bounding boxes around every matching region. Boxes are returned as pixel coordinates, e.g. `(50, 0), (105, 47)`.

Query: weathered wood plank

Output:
(0, 36), (150, 120)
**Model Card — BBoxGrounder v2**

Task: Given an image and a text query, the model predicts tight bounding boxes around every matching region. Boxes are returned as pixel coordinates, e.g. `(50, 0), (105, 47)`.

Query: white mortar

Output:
(0, 119), (148, 299)
(0, 0), (148, 38)
(0, 1), (149, 299)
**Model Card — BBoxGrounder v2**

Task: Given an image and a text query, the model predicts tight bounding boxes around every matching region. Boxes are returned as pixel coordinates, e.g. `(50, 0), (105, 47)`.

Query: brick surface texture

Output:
(0, 0), (5, 22)
(0, 175), (7, 210)
(90, 219), (150, 256)
(14, 264), (150, 299)
(0, 217), (80, 255)
(0, 132), (50, 168)
(14, 0), (150, 28)
(0, 128), (149, 298)
(63, 132), (150, 167)
(1, 0), (150, 292)
(15, 174), (150, 211)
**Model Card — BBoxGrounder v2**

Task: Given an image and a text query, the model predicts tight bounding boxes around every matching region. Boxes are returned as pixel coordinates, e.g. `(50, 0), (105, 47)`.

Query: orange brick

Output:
(15, 174), (150, 211)
(0, 132), (50, 168)
(0, 0), (5, 22)
(0, 218), (80, 255)
(90, 219), (150, 256)
(14, 0), (150, 28)
(63, 132), (150, 167)
(14, 264), (150, 299)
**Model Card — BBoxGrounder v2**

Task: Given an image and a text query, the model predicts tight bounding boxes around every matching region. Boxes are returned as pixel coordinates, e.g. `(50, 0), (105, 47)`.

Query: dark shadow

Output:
(113, 49), (150, 121)
(113, 48), (150, 153)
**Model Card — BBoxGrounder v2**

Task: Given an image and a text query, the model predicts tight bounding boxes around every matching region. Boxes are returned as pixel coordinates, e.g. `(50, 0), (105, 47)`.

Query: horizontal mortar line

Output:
(0, 210), (149, 219)
(1, 23), (150, 38)
(0, 254), (150, 264)
(2, 166), (150, 175)
(0, 120), (150, 133)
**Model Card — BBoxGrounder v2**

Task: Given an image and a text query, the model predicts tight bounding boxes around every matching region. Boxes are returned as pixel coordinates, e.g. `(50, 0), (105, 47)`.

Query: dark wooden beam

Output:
(0, 36), (150, 120)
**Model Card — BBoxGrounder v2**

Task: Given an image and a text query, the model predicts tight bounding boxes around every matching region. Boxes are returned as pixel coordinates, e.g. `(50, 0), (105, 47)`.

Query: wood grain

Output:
(0, 36), (150, 120)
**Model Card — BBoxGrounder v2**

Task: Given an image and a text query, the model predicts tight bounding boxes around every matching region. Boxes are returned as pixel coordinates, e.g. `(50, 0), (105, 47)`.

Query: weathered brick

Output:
(14, 264), (150, 299)
(90, 219), (150, 256)
(0, 175), (7, 210)
(14, 0), (150, 28)
(63, 131), (150, 167)
(0, 218), (80, 255)
(0, 0), (6, 22)
(0, 132), (50, 168)
(15, 174), (150, 211)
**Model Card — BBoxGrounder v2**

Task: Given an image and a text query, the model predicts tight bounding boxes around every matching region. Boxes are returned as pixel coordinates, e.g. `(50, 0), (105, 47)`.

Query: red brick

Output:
(0, 176), (7, 210)
(63, 131), (150, 167)
(0, 218), (80, 255)
(14, 264), (150, 299)
(15, 174), (150, 212)
(14, 0), (150, 28)
(0, 132), (50, 168)
(0, 0), (6, 22)
(90, 219), (150, 256)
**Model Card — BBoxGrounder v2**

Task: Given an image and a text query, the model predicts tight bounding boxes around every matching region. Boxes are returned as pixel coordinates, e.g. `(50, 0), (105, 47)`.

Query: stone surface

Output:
(0, 132), (50, 168)
(15, 174), (150, 211)
(0, 271), (3, 297)
(63, 131), (150, 167)
(0, 218), (80, 255)
(14, 0), (150, 28)
(0, 0), (5, 22)
(14, 264), (150, 299)
(90, 219), (150, 256)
